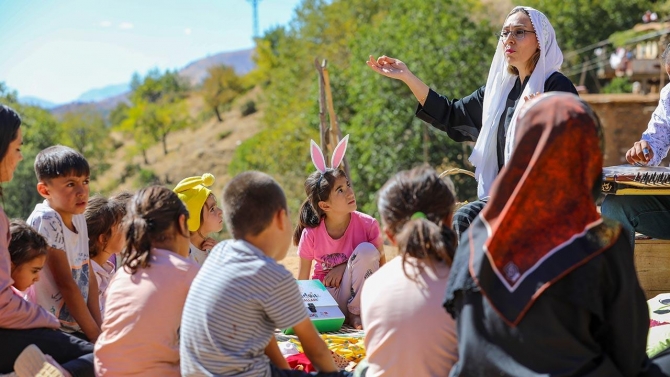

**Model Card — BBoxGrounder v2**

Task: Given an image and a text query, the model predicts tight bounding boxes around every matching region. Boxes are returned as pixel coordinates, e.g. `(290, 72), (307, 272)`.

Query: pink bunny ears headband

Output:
(310, 134), (349, 173)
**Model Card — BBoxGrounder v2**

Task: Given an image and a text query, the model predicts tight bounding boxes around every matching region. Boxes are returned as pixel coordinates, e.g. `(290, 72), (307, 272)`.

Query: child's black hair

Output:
(9, 220), (48, 266)
(122, 186), (189, 274)
(34, 145), (90, 182)
(223, 171), (287, 239)
(377, 165), (457, 279)
(85, 195), (128, 258)
(292, 168), (348, 246)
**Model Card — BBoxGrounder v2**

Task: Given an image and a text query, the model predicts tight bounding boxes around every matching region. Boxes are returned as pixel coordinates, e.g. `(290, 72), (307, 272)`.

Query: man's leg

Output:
(601, 195), (670, 249)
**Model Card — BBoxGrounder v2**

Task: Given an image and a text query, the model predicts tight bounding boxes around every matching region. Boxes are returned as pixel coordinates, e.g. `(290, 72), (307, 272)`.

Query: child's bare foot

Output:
(348, 314), (363, 329)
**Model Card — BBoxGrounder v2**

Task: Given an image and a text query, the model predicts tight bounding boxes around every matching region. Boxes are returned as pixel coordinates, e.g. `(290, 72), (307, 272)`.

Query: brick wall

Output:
(582, 93), (659, 166)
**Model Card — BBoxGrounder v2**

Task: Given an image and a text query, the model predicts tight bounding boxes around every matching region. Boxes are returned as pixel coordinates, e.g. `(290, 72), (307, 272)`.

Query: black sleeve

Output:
(415, 86), (485, 142)
(544, 72), (579, 95)
(602, 231), (653, 376)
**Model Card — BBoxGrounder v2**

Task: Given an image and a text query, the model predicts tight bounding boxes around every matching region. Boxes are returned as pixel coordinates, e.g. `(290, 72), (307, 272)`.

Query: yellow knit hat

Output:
(173, 173), (215, 232)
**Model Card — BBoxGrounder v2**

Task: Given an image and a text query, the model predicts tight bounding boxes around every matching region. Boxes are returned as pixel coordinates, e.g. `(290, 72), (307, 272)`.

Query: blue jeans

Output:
(0, 328), (94, 377)
(601, 195), (670, 249)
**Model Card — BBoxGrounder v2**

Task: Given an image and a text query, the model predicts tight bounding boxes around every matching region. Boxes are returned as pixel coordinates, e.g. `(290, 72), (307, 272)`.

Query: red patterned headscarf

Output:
(468, 92), (619, 326)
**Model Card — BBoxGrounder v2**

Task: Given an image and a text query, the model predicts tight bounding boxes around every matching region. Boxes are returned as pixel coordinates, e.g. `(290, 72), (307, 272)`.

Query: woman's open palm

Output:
(367, 55), (409, 80)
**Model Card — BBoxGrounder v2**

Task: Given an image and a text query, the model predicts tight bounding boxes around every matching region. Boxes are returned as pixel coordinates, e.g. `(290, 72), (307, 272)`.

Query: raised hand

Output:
(366, 55), (411, 81)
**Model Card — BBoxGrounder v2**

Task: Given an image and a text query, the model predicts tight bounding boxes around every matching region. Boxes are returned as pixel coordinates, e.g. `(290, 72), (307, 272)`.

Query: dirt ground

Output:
(278, 245), (398, 278)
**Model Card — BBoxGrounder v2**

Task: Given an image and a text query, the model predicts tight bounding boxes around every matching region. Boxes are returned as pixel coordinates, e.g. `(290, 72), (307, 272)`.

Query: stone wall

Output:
(582, 93), (659, 167)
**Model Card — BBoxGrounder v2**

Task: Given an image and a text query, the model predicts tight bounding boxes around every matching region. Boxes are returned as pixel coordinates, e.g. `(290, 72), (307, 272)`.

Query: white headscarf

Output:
(469, 6), (564, 199)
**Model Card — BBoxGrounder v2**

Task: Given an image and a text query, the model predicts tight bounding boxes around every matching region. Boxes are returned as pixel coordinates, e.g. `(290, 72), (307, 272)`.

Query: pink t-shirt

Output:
(297, 211), (382, 281)
(361, 256), (458, 376)
(94, 248), (199, 376)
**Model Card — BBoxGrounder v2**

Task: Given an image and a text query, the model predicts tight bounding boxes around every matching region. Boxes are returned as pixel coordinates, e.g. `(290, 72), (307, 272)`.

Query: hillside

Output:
(91, 87), (263, 200)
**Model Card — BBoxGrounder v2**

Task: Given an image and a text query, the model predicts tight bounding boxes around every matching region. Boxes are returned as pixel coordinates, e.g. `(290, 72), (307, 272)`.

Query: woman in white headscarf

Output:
(367, 6), (577, 237)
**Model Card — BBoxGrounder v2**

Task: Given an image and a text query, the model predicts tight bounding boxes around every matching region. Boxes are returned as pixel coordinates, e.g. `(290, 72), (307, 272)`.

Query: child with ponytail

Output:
(295, 136), (385, 329)
(94, 186), (199, 376)
(359, 165), (458, 376)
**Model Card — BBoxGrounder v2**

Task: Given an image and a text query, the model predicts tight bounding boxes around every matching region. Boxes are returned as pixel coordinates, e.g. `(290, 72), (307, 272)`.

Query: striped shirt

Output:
(180, 239), (308, 377)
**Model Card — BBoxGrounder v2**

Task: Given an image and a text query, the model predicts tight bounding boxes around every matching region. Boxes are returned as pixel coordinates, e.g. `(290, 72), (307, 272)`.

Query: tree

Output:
(202, 65), (244, 121)
(232, 0), (494, 215)
(60, 106), (111, 178)
(0, 84), (64, 218)
(117, 69), (192, 157)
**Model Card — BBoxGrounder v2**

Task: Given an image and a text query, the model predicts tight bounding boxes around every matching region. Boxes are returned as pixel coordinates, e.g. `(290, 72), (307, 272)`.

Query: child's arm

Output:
(46, 247), (101, 341)
(87, 264), (102, 327)
(264, 334), (290, 369)
(293, 317), (338, 372)
(297, 257), (313, 280)
(377, 244), (386, 267)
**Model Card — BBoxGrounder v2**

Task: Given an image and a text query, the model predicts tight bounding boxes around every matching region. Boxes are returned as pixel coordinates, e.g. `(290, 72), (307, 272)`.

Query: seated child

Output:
(360, 166), (458, 377)
(180, 171), (349, 376)
(296, 137), (385, 329)
(27, 145), (101, 342)
(0, 107), (93, 377)
(9, 220), (48, 295)
(94, 186), (199, 377)
(173, 173), (223, 265)
(84, 194), (129, 316)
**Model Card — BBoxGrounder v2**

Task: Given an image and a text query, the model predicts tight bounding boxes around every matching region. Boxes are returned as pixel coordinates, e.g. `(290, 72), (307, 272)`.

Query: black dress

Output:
(443, 218), (655, 376)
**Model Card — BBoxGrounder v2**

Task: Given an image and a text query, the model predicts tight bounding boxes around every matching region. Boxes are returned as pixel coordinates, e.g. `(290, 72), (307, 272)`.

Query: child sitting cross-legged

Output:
(27, 145), (101, 342)
(180, 171), (350, 377)
(94, 186), (199, 376)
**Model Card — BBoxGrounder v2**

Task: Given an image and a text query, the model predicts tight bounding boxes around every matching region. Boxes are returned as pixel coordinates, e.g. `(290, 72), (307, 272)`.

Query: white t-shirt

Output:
(27, 200), (90, 333)
(361, 256), (458, 377)
(188, 242), (208, 266)
(92, 259), (115, 316)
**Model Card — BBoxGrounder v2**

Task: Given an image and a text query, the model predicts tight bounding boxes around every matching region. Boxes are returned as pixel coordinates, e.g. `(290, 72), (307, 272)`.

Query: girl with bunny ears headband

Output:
(294, 135), (386, 329)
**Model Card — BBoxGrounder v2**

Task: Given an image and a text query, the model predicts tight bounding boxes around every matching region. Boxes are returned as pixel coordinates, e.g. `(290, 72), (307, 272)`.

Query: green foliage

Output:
(116, 69), (193, 158)
(0, 86), (64, 219)
(523, 0), (653, 53)
(602, 76), (633, 93)
(240, 100), (257, 117)
(218, 130), (233, 140)
(202, 65), (244, 121)
(231, 0), (492, 217)
(60, 106), (111, 180)
(137, 168), (159, 186)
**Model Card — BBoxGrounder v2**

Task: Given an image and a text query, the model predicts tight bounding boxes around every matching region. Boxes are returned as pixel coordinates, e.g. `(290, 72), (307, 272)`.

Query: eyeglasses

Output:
(497, 29), (536, 41)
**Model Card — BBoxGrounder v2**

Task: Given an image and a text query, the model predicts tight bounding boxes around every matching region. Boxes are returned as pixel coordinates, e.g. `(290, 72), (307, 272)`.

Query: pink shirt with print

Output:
(298, 211), (383, 282)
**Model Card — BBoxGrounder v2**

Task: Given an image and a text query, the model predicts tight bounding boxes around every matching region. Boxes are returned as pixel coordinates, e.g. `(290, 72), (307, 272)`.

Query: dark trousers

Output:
(0, 328), (94, 377)
(452, 199), (488, 239)
(270, 364), (352, 377)
(601, 194), (670, 250)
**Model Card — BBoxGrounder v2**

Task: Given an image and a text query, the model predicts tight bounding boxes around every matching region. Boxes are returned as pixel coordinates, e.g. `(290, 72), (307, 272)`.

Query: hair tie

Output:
(411, 212), (427, 220)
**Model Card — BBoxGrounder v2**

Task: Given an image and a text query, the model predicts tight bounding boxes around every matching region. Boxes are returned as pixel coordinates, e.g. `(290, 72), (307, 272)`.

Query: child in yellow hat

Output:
(173, 173), (224, 265)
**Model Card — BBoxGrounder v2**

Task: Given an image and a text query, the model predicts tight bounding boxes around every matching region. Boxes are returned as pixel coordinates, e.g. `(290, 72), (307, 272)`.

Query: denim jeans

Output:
(0, 328), (94, 377)
(601, 194), (670, 249)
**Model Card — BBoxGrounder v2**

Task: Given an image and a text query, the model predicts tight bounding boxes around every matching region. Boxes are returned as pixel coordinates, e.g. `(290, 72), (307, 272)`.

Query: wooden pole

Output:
(314, 58), (329, 161)
(321, 59), (350, 178)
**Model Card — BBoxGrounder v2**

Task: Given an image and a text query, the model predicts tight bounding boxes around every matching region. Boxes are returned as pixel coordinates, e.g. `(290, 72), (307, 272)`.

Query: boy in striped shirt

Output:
(180, 171), (349, 377)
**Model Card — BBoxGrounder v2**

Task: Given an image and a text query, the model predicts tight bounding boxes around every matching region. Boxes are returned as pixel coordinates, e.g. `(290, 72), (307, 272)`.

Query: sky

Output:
(0, 0), (303, 104)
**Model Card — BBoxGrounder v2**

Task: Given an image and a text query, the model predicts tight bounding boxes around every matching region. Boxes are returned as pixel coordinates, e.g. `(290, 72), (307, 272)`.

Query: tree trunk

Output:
(162, 134), (168, 155)
(214, 106), (223, 122)
(142, 149), (149, 165)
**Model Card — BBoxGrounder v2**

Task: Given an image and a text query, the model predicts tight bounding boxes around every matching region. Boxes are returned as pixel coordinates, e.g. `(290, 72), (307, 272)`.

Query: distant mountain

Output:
(51, 92), (130, 118)
(179, 48), (255, 86)
(50, 47), (256, 116)
(77, 83), (130, 103)
(19, 96), (58, 109)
